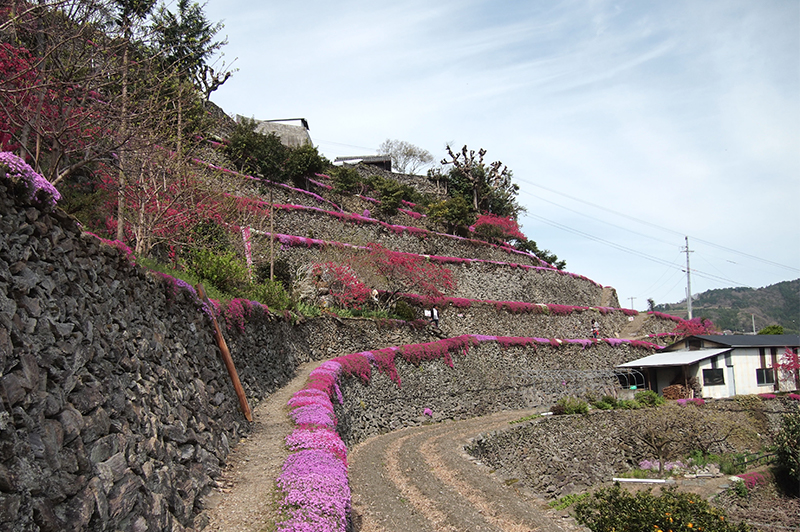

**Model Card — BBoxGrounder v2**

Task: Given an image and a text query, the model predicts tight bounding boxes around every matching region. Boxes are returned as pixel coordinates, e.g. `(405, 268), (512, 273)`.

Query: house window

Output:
(756, 368), (775, 386)
(703, 368), (724, 386)
(688, 338), (702, 350)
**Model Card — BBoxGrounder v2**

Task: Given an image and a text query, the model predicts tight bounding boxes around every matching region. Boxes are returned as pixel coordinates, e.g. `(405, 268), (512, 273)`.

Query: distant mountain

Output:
(653, 279), (800, 334)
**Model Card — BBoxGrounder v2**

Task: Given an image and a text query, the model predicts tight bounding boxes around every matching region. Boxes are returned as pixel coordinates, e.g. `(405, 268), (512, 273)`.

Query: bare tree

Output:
(378, 139), (434, 175)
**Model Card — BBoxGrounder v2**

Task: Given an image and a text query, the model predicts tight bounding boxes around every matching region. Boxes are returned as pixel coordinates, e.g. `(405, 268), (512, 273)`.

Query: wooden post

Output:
(196, 284), (253, 422)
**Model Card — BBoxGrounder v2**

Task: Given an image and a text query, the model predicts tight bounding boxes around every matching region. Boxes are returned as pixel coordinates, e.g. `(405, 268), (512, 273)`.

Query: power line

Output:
(524, 212), (747, 287)
(515, 177), (800, 273)
(518, 188), (677, 247)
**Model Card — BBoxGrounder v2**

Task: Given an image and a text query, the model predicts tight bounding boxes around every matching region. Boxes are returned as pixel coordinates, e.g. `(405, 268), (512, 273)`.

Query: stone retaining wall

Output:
(463, 398), (797, 499)
(0, 180), (449, 532)
(258, 208), (545, 267)
(434, 303), (634, 339)
(334, 340), (656, 447)
(255, 243), (606, 307)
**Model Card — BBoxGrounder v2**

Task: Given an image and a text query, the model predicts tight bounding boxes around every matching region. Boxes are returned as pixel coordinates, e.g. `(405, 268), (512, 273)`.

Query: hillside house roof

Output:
(334, 155), (392, 171)
(664, 334), (800, 351)
(618, 348), (732, 368)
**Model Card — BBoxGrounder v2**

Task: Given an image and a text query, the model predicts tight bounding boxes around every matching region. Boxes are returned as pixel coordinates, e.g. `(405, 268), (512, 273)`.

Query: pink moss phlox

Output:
(0, 151), (61, 207)
(565, 339), (595, 349)
(647, 311), (685, 323)
(620, 308), (639, 316)
(275, 449), (350, 532)
(737, 471), (769, 490)
(336, 353), (371, 383)
(289, 402), (337, 428)
(285, 428), (347, 463)
(757, 393), (776, 399)
(603, 338), (626, 347)
(496, 336), (540, 349)
(222, 298), (268, 332)
(367, 347), (401, 385)
(423, 408), (433, 417)
(308, 178), (333, 190)
(398, 208), (425, 219)
(676, 398), (705, 406)
(302, 361), (343, 404)
(315, 173), (333, 180)
(789, 393), (800, 401)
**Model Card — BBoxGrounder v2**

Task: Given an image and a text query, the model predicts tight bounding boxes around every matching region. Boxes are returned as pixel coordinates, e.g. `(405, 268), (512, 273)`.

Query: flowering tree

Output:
(312, 262), (371, 309)
(778, 347), (800, 390)
(672, 317), (717, 337)
(366, 243), (455, 307)
(472, 213), (526, 244)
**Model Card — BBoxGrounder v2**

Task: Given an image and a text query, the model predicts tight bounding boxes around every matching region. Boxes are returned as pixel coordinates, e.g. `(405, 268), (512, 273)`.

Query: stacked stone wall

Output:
(464, 397), (797, 498)
(334, 340), (654, 447)
(434, 304), (634, 339)
(0, 181), (451, 531)
(255, 243), (606, 307)
(259, 208), (544, 266)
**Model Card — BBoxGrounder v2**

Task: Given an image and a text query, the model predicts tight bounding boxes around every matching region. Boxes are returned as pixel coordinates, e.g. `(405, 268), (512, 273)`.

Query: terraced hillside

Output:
(188, 156), (686, 531)
(0, 149), (691, 532)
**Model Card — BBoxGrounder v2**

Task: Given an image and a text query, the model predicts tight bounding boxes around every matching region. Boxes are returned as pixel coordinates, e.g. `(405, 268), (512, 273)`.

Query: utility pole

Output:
(683, 236), (693, 319)
(629, 296), (636, 310)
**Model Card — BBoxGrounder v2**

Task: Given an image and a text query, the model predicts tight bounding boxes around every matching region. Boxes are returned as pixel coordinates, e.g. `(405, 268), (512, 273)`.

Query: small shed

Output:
(618, 334), (800, 398)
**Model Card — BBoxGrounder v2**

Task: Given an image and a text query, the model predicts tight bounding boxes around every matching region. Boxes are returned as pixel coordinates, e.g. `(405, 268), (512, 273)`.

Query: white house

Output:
(618, 334), (800, 399)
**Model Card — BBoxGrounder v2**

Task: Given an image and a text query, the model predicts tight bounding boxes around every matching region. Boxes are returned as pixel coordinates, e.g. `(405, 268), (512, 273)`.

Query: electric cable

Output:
(514, 177), (799, 273)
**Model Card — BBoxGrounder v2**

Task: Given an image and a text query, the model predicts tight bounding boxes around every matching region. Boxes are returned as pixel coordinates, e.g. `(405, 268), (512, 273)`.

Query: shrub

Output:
(239, 279), (292, 311)
(774, 412), (800, 494)
(590, 399), (614, 410)
(189, 249), (250, 294)
(330, 166), (366, 194)
(552, 397), (588, 415)
(635, 390), (666, 407)
(393, 300), (416, 321)
(616, 399), (642, 410)
(573, 484), (750, 532)
(285, 143), (329, 189)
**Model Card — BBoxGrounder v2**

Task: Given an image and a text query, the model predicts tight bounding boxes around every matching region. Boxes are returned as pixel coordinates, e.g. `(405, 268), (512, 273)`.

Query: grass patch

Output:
(548, 492), (588, 510)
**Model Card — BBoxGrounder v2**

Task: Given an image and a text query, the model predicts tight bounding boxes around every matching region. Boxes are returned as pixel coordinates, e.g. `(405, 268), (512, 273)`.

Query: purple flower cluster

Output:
(676, 398), (705, 406)
(757, 393), (777, 399)
(789, 393), (800, 401)
(0, 151), (61, 208)
(277, 362), (350, 531)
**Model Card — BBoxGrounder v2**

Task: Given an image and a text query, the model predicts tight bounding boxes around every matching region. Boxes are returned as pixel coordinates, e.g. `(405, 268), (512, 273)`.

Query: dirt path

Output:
(618, 313), (647, 339)
(201, 360), (322, 532)
(348, 409), (585, 532)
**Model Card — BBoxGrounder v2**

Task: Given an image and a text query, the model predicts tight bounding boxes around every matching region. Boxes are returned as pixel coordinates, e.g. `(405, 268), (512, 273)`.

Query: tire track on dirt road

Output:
(348, 409), (585, 532)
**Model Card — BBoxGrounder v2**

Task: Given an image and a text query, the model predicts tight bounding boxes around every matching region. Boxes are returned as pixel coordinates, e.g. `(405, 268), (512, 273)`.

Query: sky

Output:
(201, 0), (800, 311)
